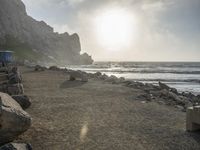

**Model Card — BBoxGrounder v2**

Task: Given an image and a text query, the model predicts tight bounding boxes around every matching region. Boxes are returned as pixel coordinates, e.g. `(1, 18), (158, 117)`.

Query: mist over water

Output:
(66, 62), (200, 95)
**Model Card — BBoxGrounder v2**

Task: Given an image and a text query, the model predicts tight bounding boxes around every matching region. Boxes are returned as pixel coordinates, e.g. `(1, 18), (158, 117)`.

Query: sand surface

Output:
(16, 67), (200, 150)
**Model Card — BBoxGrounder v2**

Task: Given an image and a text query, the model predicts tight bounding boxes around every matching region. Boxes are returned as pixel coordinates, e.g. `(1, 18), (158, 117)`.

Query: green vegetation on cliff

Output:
(0, 35), (50, 63)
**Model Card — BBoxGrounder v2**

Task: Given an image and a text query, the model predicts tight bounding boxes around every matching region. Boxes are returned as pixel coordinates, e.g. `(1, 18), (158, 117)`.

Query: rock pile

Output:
(126, 80), (199, 112)
(0, 143), (32, 150)
(89, 71), (200, 112)
(34, 66), (200, 112)
(0, 66), (32, 149)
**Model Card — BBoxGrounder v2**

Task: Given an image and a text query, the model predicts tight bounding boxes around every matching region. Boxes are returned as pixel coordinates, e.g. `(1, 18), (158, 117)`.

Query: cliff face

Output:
(0, 0), (93, 65)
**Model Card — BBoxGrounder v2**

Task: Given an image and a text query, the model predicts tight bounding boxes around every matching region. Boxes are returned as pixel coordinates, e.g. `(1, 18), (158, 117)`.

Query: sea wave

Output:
(131, 78), (200, 83)
(72, 68), (200, 74)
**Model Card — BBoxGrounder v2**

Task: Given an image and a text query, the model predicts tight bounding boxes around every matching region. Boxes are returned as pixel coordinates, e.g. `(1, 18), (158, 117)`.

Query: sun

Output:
(94, 8), (137, 51)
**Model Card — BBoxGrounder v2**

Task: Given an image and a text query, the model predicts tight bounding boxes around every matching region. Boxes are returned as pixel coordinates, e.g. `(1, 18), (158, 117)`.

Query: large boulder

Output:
(69, 71), (88, 82)
(0, 143), (32, 150)
(34, 65), (46, 71)
(0, 92), (31, 145)
(12, 95), (31, 110)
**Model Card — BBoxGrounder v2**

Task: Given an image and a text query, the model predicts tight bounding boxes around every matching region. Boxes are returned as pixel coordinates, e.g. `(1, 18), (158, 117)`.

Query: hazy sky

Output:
(21, 0), (200, 61)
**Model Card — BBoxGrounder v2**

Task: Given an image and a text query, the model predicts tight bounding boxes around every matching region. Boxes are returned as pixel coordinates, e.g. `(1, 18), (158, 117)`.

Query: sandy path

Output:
(16, 67), (200, 150)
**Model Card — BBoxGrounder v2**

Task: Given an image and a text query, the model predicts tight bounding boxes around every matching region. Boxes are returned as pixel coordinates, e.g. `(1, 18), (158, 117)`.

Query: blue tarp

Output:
(0, 51), (13, 63)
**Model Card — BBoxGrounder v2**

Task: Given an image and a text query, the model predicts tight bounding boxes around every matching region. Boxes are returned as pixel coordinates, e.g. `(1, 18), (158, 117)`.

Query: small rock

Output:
(105, 75), (118, 83)
(11, 66), (18, 74)
(69, 71), (88, 82)
(94, 72), (102, 77)
(0, 84), (8, 93)
(8, 73), (22, 84)
(12, 95), (31, 110)
(7, 83), (24, 95)
(99, 74), (108, 80)
(49, 66), (59, 71)
(159, 81), (170, 90)
(69, 75), (76, 81)
(119, 77), (125, 83)
(0, 143), (32, 150)
(175, 105), (184, 111)
(34, 65), (46, 71)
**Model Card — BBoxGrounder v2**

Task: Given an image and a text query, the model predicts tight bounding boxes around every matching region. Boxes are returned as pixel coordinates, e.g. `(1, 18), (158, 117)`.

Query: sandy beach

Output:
(16, 66), (200, 150)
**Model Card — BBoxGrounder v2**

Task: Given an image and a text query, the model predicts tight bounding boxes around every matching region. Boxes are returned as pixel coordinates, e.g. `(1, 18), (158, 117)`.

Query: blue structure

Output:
(0, 51), (13, 63)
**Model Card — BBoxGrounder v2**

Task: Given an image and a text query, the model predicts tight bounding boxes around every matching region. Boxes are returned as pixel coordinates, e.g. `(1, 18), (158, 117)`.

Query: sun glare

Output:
(94, 8), (137, 51)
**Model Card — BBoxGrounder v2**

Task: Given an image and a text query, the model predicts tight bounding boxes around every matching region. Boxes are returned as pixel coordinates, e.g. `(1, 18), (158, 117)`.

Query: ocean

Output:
(65, 62), (200, 95)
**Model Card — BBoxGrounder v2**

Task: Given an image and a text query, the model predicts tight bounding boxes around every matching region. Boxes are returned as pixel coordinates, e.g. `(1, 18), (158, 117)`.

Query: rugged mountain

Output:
(0, 0), (93, 65)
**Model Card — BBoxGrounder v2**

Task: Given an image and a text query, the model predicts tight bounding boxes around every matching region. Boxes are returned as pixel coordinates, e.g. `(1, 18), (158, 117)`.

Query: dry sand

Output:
(16, 67), (200, 150)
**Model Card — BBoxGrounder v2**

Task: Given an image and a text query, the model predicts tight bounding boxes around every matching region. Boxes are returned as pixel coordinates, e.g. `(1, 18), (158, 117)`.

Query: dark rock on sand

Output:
(98, 74), (109, 80)
(69, 75), (76, 81)
(11, 67), (18, 74)
(7, 84), (24, 95)
(127, 81), (145, 88)
(34, 65), (46, 71)
(94, 72), (102, 77)
(0, 84), (24, 95)
(159, 81), (178, 94)
(105, 75), (118, 83)
(12, 95), (31, 110)
(0, 143), (32, 150)
(68, 71), (88, 82)
(8, 73), (22, 84)
(0, 84), (7, 93)
(144, 83), (160, 93)
(159, 89), (192, 107)
(136, 93), (152, 101)
(87, 73), (95, 78)
(49, 66), (60, 71)
(119, 77), (125, 82)
(0, 92), (31, 145)
(159, 81), (170, 90)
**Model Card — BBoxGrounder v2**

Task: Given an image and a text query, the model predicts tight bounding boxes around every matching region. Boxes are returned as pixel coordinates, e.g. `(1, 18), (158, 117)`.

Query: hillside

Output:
(0, 0), (93, 65)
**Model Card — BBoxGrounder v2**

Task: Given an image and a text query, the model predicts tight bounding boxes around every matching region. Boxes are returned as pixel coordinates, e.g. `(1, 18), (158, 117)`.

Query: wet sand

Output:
(16, 67), (200, 150)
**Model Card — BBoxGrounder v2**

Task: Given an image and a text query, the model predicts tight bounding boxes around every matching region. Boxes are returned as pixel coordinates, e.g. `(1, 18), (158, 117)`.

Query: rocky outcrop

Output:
(0, 0), (93, 65)
(0, 92), (31, 145)
(0, 143), (32, 150)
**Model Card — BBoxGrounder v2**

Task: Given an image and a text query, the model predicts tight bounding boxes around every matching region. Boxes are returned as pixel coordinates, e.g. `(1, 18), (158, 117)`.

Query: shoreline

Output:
(60, 62), (200, 95)
(34, 65), (200, 111)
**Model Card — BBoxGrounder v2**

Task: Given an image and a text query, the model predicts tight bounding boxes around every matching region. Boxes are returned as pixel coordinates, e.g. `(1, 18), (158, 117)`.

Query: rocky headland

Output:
(0, 0), (93, 65)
